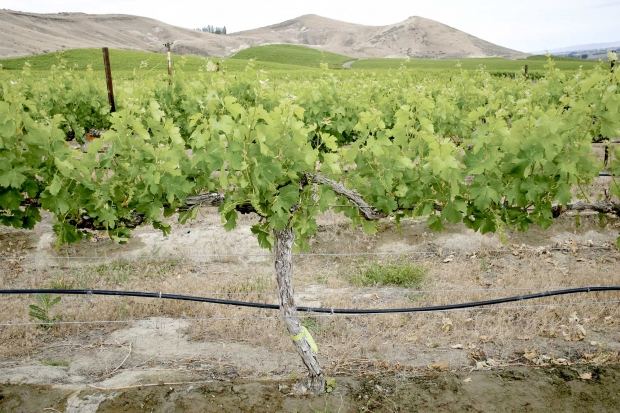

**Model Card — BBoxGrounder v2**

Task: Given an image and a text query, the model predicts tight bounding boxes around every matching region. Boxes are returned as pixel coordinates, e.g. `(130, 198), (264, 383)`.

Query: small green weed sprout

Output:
(325, 377), (337, 393)
(350, 261), (427, 288)
(302, 317), (321, 333)
(42, 359), (69, 367)
(29, 294), (63, 329)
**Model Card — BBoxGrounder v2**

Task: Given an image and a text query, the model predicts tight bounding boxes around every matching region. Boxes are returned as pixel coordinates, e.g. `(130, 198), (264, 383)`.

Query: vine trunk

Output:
(273, 227), (325, 394)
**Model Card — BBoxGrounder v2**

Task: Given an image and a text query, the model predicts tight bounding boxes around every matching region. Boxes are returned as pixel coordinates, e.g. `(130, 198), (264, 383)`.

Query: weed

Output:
(42, 359), (69, 367)
(227, 275), (272, 294)
(73, 267), (93, 289)
(302, 317), (321, 333)
(308, 385), (337, 413)
(91, 258), (180, 286)
(599, 213), (607, 229)
(49, 274), (75, 290)
(115, 298), (129, 319)
(406, 292), (424, 301)
(350, 261), (427, 288)
(315, 274), (329, 284)
(480, 256), (488, 272)
(325, 377), (337, 393)
(94, 260), (131, 285)
(29, 294), (63, 328)
(575, 214), (581, 228)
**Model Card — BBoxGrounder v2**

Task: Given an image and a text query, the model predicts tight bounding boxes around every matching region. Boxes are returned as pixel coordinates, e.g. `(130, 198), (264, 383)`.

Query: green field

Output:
(525, 55), (593, 61)
(0, 48), (314, 73)
(230, 44), (354, 68)
(0, 48), (610, 78)
(351, 57), (602, 72)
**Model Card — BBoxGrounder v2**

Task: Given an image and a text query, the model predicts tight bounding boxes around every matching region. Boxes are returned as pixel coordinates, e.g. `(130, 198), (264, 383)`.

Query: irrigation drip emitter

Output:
(0, 287), (619, 315)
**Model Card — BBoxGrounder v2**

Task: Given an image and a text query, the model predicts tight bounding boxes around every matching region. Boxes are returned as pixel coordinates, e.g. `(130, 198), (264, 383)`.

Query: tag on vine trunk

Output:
(291, 326), (319, 354)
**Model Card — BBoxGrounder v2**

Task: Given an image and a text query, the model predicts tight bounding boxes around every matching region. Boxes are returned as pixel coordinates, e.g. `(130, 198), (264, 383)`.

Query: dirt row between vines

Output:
(1, 204), (620, 411)
(3, 364), (620, 412)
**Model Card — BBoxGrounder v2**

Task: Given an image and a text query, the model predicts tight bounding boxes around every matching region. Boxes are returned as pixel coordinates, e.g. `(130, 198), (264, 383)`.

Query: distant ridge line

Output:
(0, 9), (527, 59)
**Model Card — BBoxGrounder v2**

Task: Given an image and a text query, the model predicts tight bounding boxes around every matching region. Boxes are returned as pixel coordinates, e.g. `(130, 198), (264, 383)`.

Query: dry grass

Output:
(1, 205), (619, 376)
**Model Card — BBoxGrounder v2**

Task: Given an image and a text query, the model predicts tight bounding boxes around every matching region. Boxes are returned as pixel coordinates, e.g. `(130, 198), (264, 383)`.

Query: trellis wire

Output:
(1, 299), (618, 327)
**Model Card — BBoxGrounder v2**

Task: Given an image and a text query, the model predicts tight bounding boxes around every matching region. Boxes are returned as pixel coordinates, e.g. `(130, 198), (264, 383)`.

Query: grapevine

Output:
(1, 55), (619, 392)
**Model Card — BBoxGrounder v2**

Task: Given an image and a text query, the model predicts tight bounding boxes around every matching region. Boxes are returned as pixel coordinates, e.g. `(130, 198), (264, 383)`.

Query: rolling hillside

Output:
(230, 44), (354, 68)
(0, 10), (243, 58)
(0, 9), (526, 60)
(233, 14), (527, 59)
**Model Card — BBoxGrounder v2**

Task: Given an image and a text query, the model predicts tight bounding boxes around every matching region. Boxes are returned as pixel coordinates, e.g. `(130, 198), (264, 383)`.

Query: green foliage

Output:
(599, 213), (607, 229)
(325, 377), (337, 393)
(0, 55), (618, 250)
(49, 275), (75, 290)
(231, 45), (354, 68)
(0, 49), (196, 72)
(350, 261), (427, 288)
(526, 55), (593, 62)
(29, 294), (63, 328)
(42, 359), (69, 367)
(0, 48), (312, 72)
(301, 317), (321, 333)
(352, 57), (600, 72)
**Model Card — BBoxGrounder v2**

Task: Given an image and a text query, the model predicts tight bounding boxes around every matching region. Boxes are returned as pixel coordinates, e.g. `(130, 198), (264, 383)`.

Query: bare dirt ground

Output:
(1, 202), (620, 411)
(3, 365), (620, 412)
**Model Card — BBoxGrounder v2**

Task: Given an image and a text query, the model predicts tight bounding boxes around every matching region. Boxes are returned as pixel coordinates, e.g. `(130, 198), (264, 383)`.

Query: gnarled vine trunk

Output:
(273, 227), (325, 394)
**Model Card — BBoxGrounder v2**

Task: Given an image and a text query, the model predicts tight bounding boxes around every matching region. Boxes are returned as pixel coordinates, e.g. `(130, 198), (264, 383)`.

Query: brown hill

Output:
(232, 14), (527, 59)
(0, 10), (526, 60)
(0, 10), (242, 58)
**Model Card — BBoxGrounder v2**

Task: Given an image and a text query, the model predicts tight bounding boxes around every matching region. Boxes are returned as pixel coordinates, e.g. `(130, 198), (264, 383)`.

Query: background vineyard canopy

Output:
(0, 47), (605, 73)
(0, 55), (618, 250)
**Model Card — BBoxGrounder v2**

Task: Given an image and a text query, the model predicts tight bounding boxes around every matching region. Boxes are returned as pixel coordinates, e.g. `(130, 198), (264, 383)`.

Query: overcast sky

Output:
(3, 0), (619, 52)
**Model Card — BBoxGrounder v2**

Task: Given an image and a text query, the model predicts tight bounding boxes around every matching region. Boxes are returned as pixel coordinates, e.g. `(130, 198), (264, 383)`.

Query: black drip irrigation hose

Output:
(0, 287), (619, 315)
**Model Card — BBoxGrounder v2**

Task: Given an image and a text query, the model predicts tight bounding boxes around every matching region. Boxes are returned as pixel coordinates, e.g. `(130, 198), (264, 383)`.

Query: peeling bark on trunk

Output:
(273, 227), (325, 394)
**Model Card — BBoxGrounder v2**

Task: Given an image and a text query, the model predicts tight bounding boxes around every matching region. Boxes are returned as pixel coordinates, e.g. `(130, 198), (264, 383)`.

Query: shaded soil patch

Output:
(2, 364), (620, 412)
